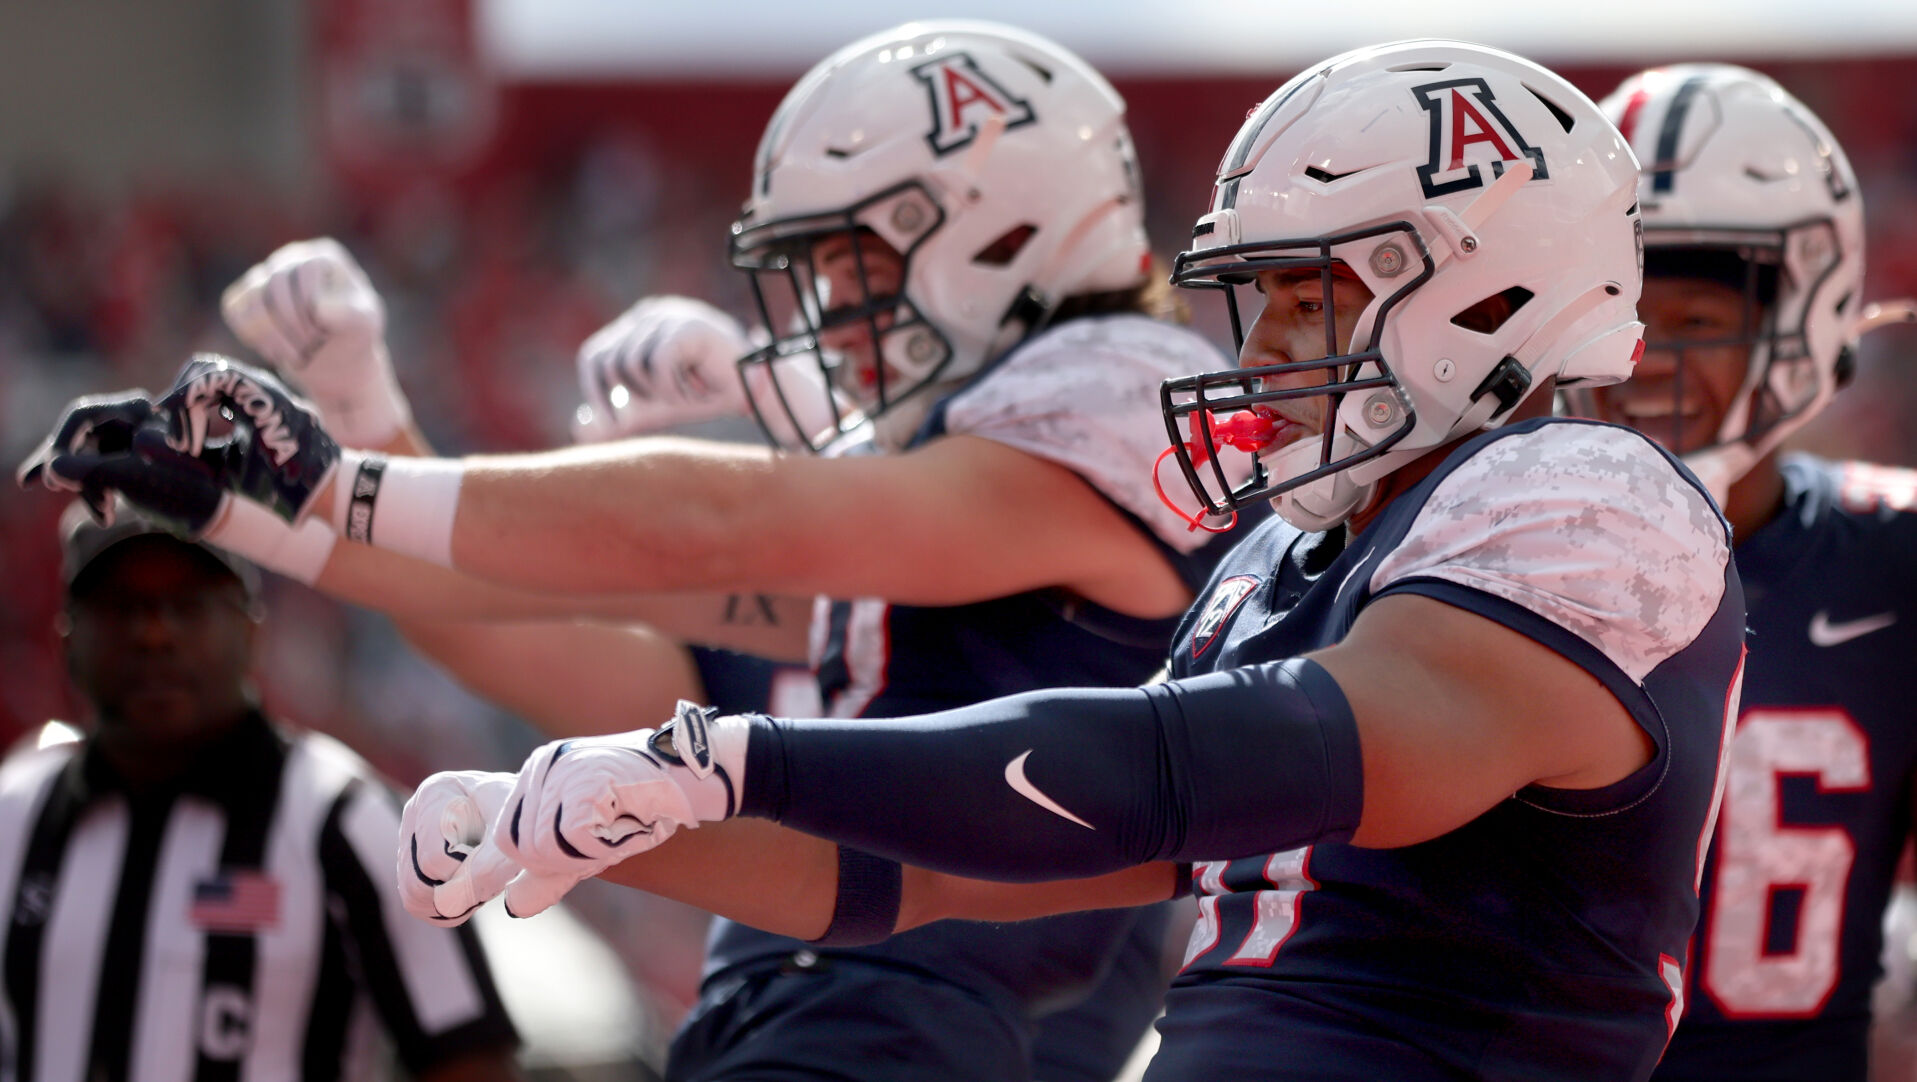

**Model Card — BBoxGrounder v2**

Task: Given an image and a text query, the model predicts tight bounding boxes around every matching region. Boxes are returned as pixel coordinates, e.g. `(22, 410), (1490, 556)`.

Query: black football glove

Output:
(153, 353), (342, 524)
(18, 390), (163, 525)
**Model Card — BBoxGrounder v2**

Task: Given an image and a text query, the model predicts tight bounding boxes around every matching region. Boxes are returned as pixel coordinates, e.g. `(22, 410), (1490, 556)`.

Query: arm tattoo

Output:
(723, 593), (782, 626)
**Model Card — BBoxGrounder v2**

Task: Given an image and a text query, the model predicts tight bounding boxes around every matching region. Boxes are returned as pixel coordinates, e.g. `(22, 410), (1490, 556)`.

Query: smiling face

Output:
(1588, 275), (1755, 455)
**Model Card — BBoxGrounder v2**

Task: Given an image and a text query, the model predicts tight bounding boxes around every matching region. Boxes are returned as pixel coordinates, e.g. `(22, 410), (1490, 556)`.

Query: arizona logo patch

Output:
(1412, 77), (1548, 199)
(1192, 575), (1260, 659)
(912, 52), (1035, 156)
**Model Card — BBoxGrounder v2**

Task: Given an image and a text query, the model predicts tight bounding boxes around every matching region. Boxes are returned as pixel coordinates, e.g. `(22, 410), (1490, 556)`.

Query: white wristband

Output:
(330, 450), (464, 568)
(203, 498), (338, 585)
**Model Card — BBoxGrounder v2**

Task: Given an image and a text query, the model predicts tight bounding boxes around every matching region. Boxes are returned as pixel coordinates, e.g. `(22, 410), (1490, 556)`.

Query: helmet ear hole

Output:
(1450, 286), (1535, 334)
(973, 224), (1040, 267)
(1834, 344), (1858, 387)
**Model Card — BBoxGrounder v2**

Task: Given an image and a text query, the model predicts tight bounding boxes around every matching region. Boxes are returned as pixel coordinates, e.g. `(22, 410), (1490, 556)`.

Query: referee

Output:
(0, 501), (521, 1081)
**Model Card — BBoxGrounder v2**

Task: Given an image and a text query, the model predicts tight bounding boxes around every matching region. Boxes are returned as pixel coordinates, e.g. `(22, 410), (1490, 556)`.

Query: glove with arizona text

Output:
(489, 700), (749, 917)
(152, 353), (342, 525)
(221, 237), (412, 449)
(397, 770), (576, 925)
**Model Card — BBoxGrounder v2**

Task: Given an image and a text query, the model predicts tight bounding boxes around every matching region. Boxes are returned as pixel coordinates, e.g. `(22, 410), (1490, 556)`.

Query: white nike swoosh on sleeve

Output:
(1808, 610), (1897, 647)
(1005, 750), (1096, 831)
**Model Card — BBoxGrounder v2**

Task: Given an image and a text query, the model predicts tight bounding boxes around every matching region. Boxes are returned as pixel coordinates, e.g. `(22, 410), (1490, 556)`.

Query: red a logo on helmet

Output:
(1412, 78), (1549, 199)
(912, 53), (1036, 157)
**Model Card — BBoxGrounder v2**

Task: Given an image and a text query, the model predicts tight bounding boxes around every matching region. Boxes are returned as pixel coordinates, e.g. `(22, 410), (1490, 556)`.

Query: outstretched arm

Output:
(312, 537), (814, 660)
(595, 819), (1177, 935)
(342, 431), (1187, 616)
(160, 359), (1187, 617)
(397, 617), (706, 737)
(440, 590), (1651, 926)
(402, 772), (1172, 936)
(742, 594), (1652, 880)
(404, 588), (1667, 931)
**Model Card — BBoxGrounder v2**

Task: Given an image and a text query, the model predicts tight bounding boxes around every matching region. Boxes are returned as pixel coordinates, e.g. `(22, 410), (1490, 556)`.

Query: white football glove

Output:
(571, 296), (839, 447)
(221, 237), (412, 449)
(490, 701), (747, 916)
(397, 770), (575, 925)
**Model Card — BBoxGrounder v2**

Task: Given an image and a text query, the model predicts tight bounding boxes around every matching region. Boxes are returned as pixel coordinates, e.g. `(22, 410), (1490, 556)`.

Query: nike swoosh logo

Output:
(1005, 750), (1095, 830)
(1809, 609), (1897, 647)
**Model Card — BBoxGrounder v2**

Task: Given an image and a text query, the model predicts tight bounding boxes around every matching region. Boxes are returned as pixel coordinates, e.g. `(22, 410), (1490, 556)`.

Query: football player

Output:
(388, 40), (1744, 1082)
(29, 21), (1235, 1082)
(30, 36), (1749, 1082)
(1578, 64), (1917, 1082)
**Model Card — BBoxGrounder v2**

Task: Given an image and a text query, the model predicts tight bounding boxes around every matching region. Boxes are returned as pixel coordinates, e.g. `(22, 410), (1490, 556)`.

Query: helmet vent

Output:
(1304, 164), (1360, 184)
(1387, 62), (1449, 72)
(824, 146), (860, 160)
(973, 223), (1039, 267)
(1525, 86), (1576, 133)
(1451, 286), (1535, 334)
(1012, 55), (1054, 83)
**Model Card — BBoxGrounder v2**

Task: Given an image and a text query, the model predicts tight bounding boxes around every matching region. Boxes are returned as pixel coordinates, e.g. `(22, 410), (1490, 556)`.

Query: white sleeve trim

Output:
(1368, 424), (1730, 684)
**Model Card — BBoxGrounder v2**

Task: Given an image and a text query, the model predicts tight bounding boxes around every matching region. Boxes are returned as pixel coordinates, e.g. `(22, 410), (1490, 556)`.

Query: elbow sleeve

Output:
(743, 657), (1364, 882)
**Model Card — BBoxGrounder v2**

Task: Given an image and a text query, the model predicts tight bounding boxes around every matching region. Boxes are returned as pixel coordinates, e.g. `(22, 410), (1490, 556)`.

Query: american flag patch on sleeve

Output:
(191, 870), (281, 933)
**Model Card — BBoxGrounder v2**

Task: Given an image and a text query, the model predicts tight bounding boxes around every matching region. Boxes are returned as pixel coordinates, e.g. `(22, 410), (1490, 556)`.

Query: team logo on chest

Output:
(1192, 575), (1260, 659)
(1412, 77), (1548, 199)
(912, 52), (1035, 156)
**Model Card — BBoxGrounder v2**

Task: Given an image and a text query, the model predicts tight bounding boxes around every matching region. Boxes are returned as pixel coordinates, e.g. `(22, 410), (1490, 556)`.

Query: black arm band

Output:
(344, 453), (386, 544)
(740, 657), (1364, 882)
(807, 845), (903, 947)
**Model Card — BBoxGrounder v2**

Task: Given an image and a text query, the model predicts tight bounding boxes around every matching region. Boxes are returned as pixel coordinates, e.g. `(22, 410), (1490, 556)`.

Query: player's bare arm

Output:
(395, 618), (708, 737)
(595, 819), (1178, 937)
(1311, 592), (1653, 848)
(314, 539), (814, 660)
(325, 430), (1191, 616)
(63, 361), (1194, 624)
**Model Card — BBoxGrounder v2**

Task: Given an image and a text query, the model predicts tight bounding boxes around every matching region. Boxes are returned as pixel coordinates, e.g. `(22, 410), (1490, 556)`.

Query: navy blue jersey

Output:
(1150, 417), (1745, 1082)
(692, 315), (1239, 1080)
(1655, 456), (1917, 1082)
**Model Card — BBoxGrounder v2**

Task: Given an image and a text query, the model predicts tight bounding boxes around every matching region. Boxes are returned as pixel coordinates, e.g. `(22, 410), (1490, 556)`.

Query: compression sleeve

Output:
(738, 657), (1363, 882)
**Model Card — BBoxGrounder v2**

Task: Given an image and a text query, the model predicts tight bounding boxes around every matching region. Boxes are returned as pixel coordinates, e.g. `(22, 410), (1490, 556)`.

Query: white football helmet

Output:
(1593, 64), (1865, 501)
(1165, 40), (1644, 530)
(729, 20), (1150, 451)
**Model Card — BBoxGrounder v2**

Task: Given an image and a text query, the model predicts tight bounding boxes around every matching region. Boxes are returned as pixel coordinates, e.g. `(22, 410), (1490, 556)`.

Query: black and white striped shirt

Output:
(0, 713), (516, 1081)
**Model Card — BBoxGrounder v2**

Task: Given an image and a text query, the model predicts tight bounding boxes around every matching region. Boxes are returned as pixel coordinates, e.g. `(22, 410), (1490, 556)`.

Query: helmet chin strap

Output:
(1266, 435), (1373, 531)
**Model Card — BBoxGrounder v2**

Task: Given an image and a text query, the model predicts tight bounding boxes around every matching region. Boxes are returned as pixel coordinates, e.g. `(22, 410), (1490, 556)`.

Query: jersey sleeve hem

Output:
(1376, 576), (1670, 816)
